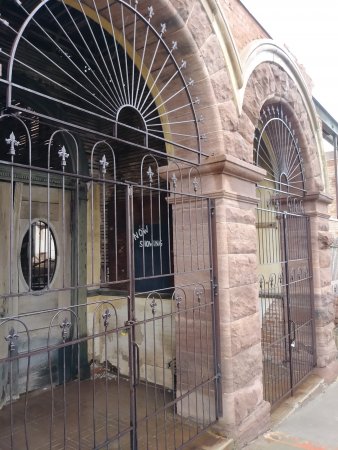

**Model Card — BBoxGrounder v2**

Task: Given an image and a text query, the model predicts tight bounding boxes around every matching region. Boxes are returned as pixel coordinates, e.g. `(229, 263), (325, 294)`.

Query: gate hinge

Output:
(210, 206), (215, 217)
(212, 278), (218, 296)
(128, 185), (133, 197)
(216, 363), (222, 380)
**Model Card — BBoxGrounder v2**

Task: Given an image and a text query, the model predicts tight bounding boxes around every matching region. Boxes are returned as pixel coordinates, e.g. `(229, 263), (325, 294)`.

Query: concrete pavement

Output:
(244, 379), (338, 450)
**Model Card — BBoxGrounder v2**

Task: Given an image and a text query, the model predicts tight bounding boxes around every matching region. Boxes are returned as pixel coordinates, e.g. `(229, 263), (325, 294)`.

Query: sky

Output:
(241, 1), (338, 120)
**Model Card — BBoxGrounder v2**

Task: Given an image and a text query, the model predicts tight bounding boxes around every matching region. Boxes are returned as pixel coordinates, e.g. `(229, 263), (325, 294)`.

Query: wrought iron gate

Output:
(0, 113), (220, 449)
(255, 105), (315, 407)
(0, 1), (220, 448)
(257, 190), (315, 406)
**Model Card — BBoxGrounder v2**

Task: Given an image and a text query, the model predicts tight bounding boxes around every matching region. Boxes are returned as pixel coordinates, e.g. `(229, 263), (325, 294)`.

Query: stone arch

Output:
(240, 40), (327, 194)
(169, 0), (245, 157)
(240, 39), (337, 380)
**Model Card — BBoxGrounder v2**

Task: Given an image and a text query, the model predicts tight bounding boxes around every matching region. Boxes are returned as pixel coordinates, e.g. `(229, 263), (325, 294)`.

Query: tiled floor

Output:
(0, 377), (209, 450)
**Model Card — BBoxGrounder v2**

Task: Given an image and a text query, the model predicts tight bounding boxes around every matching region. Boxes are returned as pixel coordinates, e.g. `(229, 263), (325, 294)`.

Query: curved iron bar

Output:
(91, 300), (118, 447)
(0, 317), (31, 450)
(4, 0), (203, 161)
(47, 307), (79, 450)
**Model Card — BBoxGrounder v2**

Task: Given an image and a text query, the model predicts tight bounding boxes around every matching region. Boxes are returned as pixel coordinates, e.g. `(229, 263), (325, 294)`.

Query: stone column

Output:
(304, 193), (337, 367)
(196, 155), (270, 446)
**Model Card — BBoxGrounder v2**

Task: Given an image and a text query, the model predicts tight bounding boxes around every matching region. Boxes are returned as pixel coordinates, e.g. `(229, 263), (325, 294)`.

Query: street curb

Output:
(270, 375), (325, 428)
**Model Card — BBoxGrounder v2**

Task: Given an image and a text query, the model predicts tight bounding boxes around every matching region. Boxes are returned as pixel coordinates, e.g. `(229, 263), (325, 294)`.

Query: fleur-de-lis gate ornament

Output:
(147, 166), (154, 185)
(5, 132), (19, 156)
(150, 297), (157, 315)
(100, 154), (109, 176)
(58, 145), (69, 169)
(102, 309), (111, 329)
(5, 327), (19, 353)
(60, 318), (71, 343)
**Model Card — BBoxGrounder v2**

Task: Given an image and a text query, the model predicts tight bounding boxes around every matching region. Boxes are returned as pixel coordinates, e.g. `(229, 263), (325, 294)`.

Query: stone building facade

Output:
(165, 1), (336, 445)
(0, 1), (336, 449)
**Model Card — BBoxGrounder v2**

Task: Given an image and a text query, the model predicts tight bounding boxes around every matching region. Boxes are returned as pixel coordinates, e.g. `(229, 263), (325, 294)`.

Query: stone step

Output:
(184, 431), (234, 450)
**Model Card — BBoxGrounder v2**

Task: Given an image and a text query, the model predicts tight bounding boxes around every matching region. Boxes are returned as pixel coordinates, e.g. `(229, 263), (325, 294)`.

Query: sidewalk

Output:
(244, 367), (338, 450)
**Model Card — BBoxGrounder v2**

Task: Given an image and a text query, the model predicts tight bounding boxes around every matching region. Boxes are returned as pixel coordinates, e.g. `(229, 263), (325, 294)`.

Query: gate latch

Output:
(124, 319), (138, 327)
(122, 319), (138, 335)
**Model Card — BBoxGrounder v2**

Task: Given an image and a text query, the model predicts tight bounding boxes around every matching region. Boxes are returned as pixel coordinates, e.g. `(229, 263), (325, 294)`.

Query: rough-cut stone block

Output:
(316, 323), (335, 347)
(217, 255), (230, 289)
(226, 206), (256, 225)
(230, 285), (259, 321)
(230, 313), (261, 355)
(234, 377), (264, 425)
(319, 249), (331, 268)
(236, 400), (270, 447)
(227, 223), (257, 254)
(211, 69), (234, 102)
(228, 254), (257, 287)
(315, 305), (335, 325)
(171, 0), (196, 22)
(238, 113), (255, 144)
(200, 34), (226, 75)
(219, 101), (239, 132)
(232, 344), (263, 389)
(320, 268), (332, 288)
(318, 231), (334, 249)
(187, 2), (213, 48)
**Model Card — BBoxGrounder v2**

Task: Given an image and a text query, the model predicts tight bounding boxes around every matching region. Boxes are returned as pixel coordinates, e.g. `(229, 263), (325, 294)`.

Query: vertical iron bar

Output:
(141, 182), (145, 278)
(167, 175), (172, 276)
(334, 134), (338, 219)
(92, 336), (97, 447)
(152, 308), (159, 448)
(195, 194), (199, 270)
(149, 185), (154, 276)
(188, 194), (193, 271)
(170, 298), (177, 448)
(48, 346), (54, 450)
(29, 142), (32, 292)
(9, 154), (14, 295)
(306, 216), (317, 366)
(192, 295), (198, 428)
(282, 213), (294, 395)
(9, 349), (14, 449)
(76, 162), (80, 289)
(91, 180), (95, 285)
(158, 179), (163, 275)
(24, 337), (31, 450)
(198, 290), (206, 427)
(143, 317), (149, 449)
(104, 322), (109, 444)
(77, 336), (81, 449)
(208, 199), (222, 418)
(63, 343), (67, 448)
(126, 184), (137, 450)
(114, 184), (118, 282)
(116, 331), (121, 447)
(161, 311), (167, 448)
(102, 176), (107, 283)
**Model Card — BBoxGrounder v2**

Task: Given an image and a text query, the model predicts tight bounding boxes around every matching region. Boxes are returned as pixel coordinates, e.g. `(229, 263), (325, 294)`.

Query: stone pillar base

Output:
(214, 400), (270, 448)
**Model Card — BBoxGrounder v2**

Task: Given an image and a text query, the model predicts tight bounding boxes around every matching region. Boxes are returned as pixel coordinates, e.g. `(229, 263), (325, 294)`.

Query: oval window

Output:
(20, 221), (57, 290)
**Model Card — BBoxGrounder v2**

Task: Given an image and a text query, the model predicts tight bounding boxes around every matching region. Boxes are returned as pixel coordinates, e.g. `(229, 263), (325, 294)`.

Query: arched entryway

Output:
(254, 103), (315, 406)
(0, 1), (220, 448)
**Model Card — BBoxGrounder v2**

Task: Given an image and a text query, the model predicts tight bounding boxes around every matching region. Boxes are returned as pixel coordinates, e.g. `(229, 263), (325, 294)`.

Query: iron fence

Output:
(257, 187), (315, 406)
(0, 113), (220, 449)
